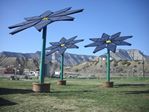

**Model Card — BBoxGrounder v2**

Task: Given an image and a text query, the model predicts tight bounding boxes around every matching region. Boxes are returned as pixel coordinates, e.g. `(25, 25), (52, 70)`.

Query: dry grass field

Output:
(0, 77), (149, 112)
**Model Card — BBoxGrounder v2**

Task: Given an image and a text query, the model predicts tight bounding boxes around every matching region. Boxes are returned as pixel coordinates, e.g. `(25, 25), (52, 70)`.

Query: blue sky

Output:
(1, 0), (149, 56)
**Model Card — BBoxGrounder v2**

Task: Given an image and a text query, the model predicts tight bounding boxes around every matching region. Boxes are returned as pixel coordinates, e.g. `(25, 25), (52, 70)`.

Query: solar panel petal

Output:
(85, 33), (132, 53)
(34, 20), (52, 31)
(46, 36), (83, 55)
(24, 16), (41, 21)
(9, 20), (37, 29)
(93, 45), (106, 53)
(114, 36), (132, 41)
(57, 9), (84, 16)
(101, 33), (110, 41)
(58, 47), (67, 54)
(50, 42), (60, 46)
(50, 16), (74, 21)
(9, 7), (83, 34)
(40, 10), (53, 18)
(114, 41), (131, 46)
(106, 43), (117, 53)
(9, 20), (40, 35)
(60, 37), (67, 43)
(66, 44), (79, 49)
(111, 32), (121, 39)
(51, 7), (72, 16)
(73, 39), (84, 43)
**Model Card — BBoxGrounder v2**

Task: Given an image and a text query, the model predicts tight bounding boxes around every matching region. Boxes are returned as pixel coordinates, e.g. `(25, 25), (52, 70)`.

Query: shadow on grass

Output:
(0, 97), (17, 106)
(124, 90), (149, 94)
(49, 89), (98, 99)
(0, 88), (32, 95)
(115, 83), (149, 87)
(51, 89), (95, 94)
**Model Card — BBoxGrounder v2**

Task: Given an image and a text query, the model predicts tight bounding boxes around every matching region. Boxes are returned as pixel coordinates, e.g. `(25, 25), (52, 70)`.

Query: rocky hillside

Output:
(65, 59), (149, 78)
(0, 49), (148, 69)
(0, 49), (148, 77)
(46, 52), (96, 66)
(100, 49), (149, 61)
(0, 51), (96, 68)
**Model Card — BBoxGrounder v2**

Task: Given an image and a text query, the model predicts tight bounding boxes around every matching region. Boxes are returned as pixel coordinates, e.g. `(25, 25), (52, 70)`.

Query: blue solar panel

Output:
(9, 8), (83, 35)
(85, 32), (132, 53)
(46, 36), (84, 55)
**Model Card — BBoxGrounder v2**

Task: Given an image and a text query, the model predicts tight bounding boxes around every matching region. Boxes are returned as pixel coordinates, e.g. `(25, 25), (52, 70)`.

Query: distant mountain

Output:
(0, 51), (40, 59)
(0, 49), (148, 69)
(0, 51), (96, 68)
(46, 52), (96, 66)
(65, 49), (149, 77)
(100, 49), (149, 61)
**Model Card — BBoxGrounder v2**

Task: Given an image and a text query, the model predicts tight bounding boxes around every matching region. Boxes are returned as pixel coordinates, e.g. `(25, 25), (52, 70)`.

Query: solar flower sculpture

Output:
(8, 7), (83, 86)
(46, 36), (84, 85)
(85, 32), (132, 87)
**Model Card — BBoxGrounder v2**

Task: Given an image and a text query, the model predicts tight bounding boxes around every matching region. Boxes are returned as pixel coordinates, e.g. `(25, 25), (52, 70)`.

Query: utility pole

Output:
(142, 54), (145, 78)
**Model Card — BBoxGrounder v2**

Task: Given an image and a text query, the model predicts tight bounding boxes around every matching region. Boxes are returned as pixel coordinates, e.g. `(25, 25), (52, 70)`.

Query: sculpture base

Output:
(102, 82), (114, 88)
(32, 83), (50, 92)
(57, 80), (66, 85)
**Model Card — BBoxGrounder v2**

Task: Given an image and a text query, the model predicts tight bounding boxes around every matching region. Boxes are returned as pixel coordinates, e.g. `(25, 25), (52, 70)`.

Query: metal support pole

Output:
(106, 49), (110, 82)
(39, 26), (47, 84)
(60, 53), (64, 80)
(99, 57), (103, 65)
(142, 58), (145, 78)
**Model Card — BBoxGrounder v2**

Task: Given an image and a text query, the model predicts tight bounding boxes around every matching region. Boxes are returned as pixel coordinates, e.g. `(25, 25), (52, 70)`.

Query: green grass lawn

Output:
(0, 77), (149, 112)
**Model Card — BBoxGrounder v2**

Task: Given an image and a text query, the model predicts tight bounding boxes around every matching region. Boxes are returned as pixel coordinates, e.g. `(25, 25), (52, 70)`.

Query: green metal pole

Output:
(39, 26), (47, 84)
(106, 49), (110, 82)
(98, 57), (101, 65)
(60, 53), (64, 80)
